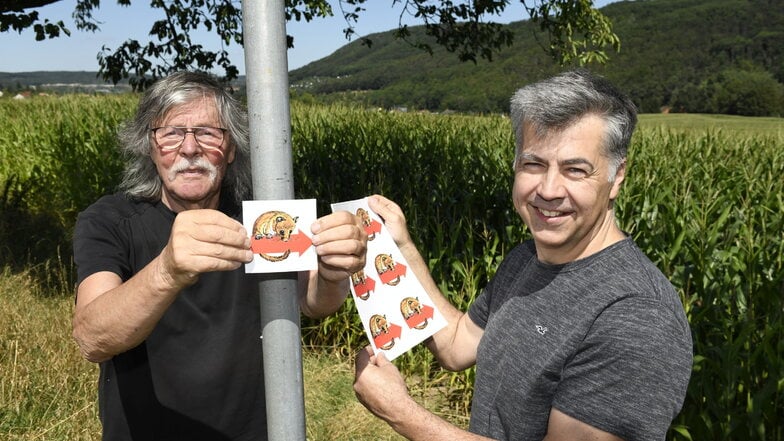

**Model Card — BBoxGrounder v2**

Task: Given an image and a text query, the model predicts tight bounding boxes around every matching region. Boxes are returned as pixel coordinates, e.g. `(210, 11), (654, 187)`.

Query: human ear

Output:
(609, 160), (626, 200)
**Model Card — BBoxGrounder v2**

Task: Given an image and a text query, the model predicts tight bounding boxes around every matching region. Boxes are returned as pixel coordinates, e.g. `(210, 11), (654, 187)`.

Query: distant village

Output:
(0, 71), (138, 98)
(0, 82), (133, 99)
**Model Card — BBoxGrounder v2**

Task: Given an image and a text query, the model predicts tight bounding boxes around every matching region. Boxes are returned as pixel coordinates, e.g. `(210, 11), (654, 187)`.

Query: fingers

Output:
(354, 345), (381, 396)
(311, 211), (367, 278)
(368, 194), (412, 247)
(164, 210), (254, 281)
(311, 221), (365, 253)
(368, 194), (404, 223)
(177, 211), (251, 253)
(312, 210), (361, 234)
(355, 345), (375, 375)
(373, 351), (390, 368)
(184, 222), (250, 250)
(353, 344), (411, 422)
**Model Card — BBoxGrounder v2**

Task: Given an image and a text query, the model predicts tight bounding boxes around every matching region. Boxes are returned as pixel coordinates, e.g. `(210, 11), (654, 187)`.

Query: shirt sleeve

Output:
(551, 296), (693, 441)
(468, 242), (535, 330)
(72, 198), (131, 285)
(467, 287), (490, 329)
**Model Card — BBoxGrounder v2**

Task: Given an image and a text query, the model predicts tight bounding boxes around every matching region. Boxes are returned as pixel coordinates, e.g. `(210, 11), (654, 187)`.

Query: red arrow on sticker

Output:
(378, 263), (407, 285)
(353, 276), (376, 299)
(373, 323), (402, 350)
(404, 304), (435, 329)
(364, 220), (382, 237)
(250, 233), (312, 256)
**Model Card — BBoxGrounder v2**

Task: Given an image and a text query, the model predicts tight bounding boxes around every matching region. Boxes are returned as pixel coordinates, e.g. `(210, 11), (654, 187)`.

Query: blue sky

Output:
(0, 1), (614, 73)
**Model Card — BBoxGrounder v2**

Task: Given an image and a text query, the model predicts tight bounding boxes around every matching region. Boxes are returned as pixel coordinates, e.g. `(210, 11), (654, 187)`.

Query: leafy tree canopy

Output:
(1, 0), (619, 90)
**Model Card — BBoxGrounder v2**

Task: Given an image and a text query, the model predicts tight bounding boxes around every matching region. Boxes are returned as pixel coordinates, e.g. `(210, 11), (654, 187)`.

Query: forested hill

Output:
(3, 0), (781, 115)
(290, 0), (784, 116)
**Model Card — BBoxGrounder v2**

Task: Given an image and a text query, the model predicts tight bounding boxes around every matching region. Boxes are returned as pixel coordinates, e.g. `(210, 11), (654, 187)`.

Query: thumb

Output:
(374, 352), (391, 367)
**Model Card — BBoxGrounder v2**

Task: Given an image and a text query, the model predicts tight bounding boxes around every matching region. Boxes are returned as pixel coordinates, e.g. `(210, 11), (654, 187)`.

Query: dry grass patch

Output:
(303, 348), (469, 440)
(0, 266), (100, 441)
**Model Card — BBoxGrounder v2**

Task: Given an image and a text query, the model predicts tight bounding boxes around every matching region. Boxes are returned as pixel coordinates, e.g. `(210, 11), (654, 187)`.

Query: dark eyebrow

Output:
(561, 158), (595, 171)
(518, 152), (542, 162)
(519, 152), (595, 170)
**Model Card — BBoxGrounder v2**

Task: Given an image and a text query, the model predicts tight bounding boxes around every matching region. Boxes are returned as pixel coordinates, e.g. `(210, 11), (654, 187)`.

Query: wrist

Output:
(153, 252), (195, 293)
(316, 269), (349, 288)
(304, 274), (348, 318)
(385, 396), (430, 439)
(397, 240), (419, 258)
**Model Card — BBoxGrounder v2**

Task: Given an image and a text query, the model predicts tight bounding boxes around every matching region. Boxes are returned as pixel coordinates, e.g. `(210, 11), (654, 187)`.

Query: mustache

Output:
(167, 157), (219, 182)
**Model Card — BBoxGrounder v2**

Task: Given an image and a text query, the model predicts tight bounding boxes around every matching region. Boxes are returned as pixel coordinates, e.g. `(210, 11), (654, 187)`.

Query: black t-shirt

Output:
(73, 193), (267, 441)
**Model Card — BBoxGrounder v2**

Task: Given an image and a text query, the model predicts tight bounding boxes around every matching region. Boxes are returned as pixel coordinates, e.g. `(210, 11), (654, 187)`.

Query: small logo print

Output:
(536, 325), (548, 335)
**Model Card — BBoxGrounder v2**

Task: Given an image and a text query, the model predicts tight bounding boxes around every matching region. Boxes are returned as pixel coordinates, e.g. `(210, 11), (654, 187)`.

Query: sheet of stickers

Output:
(332, 197), (447, 360)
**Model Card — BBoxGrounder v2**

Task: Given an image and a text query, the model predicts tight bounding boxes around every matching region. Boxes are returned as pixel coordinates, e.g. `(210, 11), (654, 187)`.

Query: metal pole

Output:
(241, 2), (306, 440)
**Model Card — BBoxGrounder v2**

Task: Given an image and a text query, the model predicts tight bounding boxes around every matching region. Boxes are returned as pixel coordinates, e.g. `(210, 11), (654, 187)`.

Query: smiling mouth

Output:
(537, 207), (568, 218)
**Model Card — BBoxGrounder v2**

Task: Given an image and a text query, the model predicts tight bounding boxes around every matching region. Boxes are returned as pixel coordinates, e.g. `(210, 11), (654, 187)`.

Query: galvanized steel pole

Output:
(241, 1), (306, 440)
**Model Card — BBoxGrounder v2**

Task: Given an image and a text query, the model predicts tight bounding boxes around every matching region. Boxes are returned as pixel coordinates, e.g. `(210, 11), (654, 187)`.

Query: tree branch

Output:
(1, 0), (62, 13)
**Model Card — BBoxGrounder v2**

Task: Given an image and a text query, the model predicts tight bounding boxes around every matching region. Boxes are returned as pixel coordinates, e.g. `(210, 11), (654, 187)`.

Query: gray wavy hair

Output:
(510, 69), (637, 181)
(117, 71), (251, 205)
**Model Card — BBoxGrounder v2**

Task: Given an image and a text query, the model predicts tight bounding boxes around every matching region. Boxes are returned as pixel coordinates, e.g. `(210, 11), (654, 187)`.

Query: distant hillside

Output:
(290, 0), (784, 115)
(4, 0), (782, 115)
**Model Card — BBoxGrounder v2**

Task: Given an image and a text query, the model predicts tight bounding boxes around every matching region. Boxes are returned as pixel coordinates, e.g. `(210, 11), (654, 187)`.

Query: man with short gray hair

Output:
(354, 69), (692, 441)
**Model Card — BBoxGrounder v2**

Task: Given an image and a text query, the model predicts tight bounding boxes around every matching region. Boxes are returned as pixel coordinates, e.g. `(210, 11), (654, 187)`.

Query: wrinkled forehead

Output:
(518, 115), (609, 158)
(156, 95), (221, 127)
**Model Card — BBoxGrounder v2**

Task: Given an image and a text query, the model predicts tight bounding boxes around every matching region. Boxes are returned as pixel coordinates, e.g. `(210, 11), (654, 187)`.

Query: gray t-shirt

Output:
(467, 238), (692, 441)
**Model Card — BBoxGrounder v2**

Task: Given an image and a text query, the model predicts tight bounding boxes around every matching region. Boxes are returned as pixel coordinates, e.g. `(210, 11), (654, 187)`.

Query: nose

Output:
(177, 131), (201, 156)
(537, 168), (566, 200)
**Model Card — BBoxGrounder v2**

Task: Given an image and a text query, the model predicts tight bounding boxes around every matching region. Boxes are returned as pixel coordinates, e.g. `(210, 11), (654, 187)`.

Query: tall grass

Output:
(619, 128), (784, 440)
(0, 95), (782, 440)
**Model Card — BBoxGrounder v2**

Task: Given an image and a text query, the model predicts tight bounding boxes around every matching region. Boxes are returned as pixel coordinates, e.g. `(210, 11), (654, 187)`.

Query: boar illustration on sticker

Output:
(400, 297), (435, 330)
(356, 208), (378, 241)
(374, 253), (406, 286)
(351, 269), (374, 300)
(369, 314), (399, 351)
(251, 211), (300, 262)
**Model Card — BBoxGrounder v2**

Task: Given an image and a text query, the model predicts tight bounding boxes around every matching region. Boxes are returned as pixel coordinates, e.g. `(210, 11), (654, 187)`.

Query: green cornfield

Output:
(0, 95), (782, 440)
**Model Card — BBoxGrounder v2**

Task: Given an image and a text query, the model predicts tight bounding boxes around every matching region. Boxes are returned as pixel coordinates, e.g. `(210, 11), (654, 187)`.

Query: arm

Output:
(355, 347), (625, 441)
(354, 346), (495, 441)
(368, 195), (483, 370)
(544, 409), (625, 441)
(299, 210), (367, 318)
(72, 209), (253, 363)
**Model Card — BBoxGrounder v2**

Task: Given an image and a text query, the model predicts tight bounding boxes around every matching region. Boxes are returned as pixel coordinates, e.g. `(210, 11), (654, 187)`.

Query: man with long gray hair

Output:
(72, 71), (367, 440)
(354, 69), (692, 441)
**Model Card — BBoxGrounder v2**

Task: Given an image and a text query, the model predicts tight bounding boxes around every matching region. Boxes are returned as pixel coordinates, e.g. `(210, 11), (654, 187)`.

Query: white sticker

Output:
(242, 199), (318, 273)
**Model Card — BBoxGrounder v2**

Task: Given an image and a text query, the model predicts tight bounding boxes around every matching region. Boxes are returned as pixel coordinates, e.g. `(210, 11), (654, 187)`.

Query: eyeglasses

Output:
(151, 126), (227, 152)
